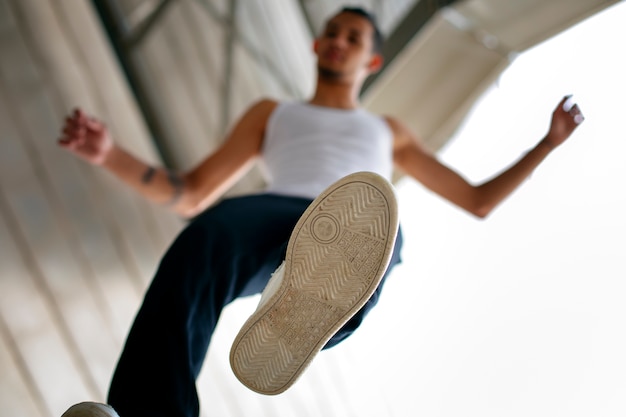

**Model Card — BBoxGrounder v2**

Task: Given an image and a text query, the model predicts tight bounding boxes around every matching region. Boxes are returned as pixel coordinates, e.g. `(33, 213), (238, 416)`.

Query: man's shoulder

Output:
(378, 113), (399, 126)
(237, 98), (281, 128)
(250, 98), (280, 113)
(376, 114), (403, 135)
(375, 114), (417, 147)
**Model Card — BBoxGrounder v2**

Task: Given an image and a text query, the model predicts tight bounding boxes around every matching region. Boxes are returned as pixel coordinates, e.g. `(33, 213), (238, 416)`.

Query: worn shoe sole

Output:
(229, 172), (399, 395)
(61, 402), (120, 417)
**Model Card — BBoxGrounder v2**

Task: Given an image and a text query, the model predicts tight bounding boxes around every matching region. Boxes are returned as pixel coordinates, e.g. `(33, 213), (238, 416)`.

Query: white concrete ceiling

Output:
(365, 0), (619, 152)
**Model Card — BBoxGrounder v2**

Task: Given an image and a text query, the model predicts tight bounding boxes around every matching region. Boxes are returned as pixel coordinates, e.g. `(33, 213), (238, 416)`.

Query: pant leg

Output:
(107, 194), (312, 417)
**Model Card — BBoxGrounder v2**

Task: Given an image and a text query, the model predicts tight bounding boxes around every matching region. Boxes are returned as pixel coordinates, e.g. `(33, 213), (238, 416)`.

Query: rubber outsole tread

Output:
(230, 172), (398, 395)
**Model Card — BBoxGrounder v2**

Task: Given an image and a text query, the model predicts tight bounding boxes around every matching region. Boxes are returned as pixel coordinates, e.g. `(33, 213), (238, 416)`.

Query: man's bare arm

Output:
(390, 96), (584, 218)
(59, 99), (278, 218)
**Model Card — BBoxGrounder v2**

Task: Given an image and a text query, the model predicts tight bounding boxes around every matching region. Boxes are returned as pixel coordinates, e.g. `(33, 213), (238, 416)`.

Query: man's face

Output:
(315, 12), (380, 82)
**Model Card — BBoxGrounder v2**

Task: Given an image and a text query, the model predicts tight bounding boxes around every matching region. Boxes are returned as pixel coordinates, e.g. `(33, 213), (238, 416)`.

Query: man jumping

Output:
(59, 7), (583, 417)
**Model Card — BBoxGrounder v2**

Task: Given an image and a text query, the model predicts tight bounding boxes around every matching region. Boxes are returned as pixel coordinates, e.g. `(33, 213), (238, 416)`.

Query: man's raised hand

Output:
(58, 109), (114, 165)
(543, 95), (585, 149)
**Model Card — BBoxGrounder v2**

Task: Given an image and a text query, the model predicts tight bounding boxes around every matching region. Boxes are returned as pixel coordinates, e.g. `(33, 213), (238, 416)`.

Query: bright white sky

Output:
(207, 3), (626, 416)
(362, 2), (626, 416)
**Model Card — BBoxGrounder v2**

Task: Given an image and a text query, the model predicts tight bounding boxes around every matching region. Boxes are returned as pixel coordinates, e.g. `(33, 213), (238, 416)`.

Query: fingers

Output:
(557, 94), (574, 112)
(568, 104), (584, 125)
(85, 117), (104, 133)
(557, 95), (585, 125)
(58, 108), (104, 146)
(68, 108), (103, 130)
(74, 107), (104, 131)
(59, 113), (86, 145)
(561, 95), (575, 112)
(59, 112), (86, 148)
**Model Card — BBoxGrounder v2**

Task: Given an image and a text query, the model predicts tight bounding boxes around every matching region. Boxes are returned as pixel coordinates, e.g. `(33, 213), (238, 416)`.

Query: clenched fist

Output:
(58, 108), (114, 165)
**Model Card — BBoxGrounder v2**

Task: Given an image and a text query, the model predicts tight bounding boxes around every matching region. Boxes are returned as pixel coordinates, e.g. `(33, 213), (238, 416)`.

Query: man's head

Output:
(337, 7), (384, 54)
(314, 7), (385, 84)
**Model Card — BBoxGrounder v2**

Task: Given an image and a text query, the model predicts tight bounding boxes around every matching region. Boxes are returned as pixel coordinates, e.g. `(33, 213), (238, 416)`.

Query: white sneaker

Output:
(61, 402), (119, 417)
(230, 171), (399, 395)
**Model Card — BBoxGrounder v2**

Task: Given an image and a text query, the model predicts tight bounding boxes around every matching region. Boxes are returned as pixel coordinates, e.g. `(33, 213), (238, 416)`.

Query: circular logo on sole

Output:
(310, 214), (340, 244)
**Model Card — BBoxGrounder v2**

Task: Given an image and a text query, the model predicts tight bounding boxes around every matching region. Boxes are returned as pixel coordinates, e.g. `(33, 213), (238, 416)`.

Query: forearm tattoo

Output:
(140, 166), (184, 205)
(141, 166), (157, 184)
(166, 170), (184, 206)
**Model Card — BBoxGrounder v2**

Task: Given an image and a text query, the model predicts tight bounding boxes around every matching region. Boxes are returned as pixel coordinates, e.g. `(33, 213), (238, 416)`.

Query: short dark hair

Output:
(338, 7), (384, 53)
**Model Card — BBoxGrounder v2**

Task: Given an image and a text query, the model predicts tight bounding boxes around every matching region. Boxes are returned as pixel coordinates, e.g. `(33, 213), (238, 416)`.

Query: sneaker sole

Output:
(229, 171), (399, 395)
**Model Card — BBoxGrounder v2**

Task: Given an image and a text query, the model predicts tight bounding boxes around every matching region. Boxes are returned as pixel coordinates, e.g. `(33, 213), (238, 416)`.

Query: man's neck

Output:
(308, 77), (363, 110)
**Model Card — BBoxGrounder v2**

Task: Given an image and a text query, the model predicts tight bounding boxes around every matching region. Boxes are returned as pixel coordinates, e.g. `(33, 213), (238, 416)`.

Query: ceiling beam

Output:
(92, 0), (176, 166)
(125, 0), (174, 47)
(195, 0), (300, 98)
(361, 0), (460, 96)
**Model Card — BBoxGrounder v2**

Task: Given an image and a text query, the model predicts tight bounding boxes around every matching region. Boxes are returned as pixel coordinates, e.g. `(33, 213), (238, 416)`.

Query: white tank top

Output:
(261, 102), (393, 199)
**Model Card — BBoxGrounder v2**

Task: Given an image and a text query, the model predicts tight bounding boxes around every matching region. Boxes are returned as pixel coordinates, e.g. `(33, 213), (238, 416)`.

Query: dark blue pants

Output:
(108, 194), (402, 417)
